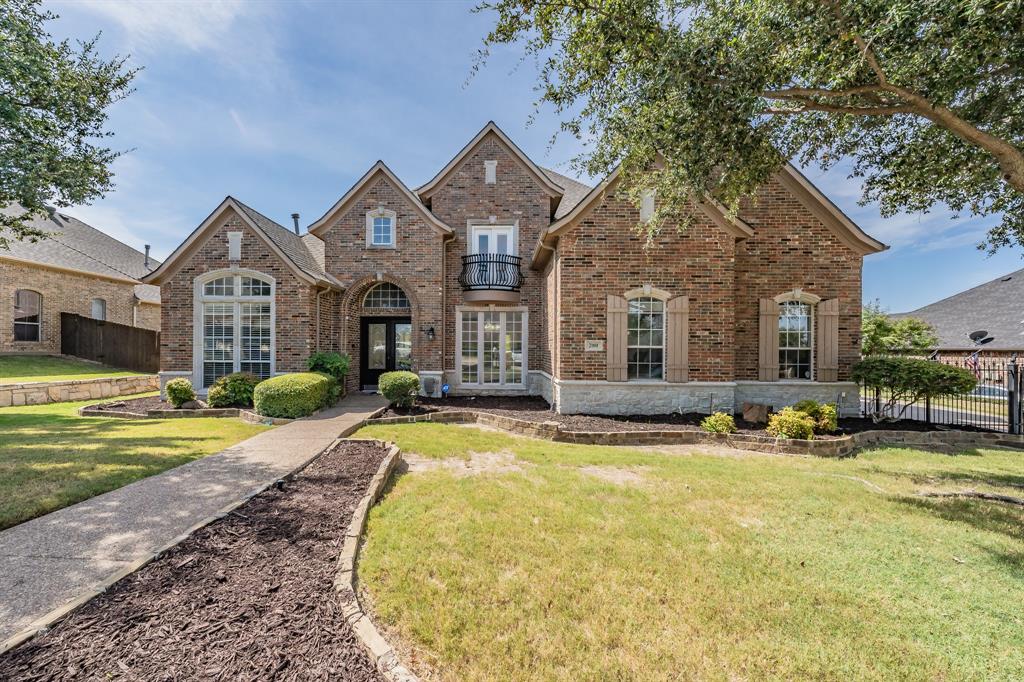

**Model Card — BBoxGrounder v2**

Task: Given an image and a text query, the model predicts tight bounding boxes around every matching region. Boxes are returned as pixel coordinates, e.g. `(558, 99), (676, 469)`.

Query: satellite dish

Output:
(969, 330), (989, 343)
(979, 336), (995, 346)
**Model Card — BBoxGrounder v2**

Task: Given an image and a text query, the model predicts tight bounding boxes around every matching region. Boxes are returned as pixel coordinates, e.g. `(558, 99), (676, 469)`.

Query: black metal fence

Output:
(60, 313), (160, 374)
(860, 355), (1022, 433)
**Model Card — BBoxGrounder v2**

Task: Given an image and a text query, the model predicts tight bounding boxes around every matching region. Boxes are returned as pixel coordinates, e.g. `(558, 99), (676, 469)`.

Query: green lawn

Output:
(356, 422), (1024, 681)
(0, 395), (269, 529)
(0, 355), (141, 384)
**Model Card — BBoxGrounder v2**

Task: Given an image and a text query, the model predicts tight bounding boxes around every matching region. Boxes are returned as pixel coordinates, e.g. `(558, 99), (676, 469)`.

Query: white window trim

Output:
(625, 295), (666, 383)
(467, 219), (519, 257)
(454, 305), (528, 388)
(192, 269), (276, 391)
(777, 299), (815, 381)
(365, 208), (397, 249)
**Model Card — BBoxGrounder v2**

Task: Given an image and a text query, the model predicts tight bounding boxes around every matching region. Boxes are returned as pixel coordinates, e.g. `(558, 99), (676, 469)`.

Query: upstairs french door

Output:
(471, 225), (516, 284)
(459, 309), (526, 386)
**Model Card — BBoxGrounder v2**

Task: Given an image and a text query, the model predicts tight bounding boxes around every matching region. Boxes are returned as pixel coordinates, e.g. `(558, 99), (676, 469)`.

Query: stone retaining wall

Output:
(0, 375), (157, 407)
(366, 411), (1024, 458)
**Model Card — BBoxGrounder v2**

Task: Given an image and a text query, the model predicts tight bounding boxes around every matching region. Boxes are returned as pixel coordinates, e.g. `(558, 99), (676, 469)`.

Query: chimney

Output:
(144, 244), (151, 268)
(291, 213), (300, 235)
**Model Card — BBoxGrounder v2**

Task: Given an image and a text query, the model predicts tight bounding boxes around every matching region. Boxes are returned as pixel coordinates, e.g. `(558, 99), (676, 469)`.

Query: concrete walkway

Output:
(0, 393), (386, 645)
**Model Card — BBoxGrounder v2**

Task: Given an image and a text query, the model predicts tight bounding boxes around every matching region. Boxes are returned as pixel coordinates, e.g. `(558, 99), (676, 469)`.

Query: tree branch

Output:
(765, 102), (916, 116)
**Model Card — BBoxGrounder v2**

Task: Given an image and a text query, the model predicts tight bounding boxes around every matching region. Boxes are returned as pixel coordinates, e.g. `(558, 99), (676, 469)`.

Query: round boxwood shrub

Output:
(700, 412), (737, 434)
(379, 371), (420, 408)
(165, 377), (196, 408)
(207, 372), (262, 408)
(253, 372), (332, 419)
(767, 407), (816, 440)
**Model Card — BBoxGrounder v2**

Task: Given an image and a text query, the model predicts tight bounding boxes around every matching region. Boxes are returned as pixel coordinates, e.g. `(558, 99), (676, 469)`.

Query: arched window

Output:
(627, 296), (664, 380)
(363, 282), (410, 309)
(778, 300), (813, 380)
(14, 290), (42, 342)
(196, 272), (274, 387)
(91, 298), (107, 321)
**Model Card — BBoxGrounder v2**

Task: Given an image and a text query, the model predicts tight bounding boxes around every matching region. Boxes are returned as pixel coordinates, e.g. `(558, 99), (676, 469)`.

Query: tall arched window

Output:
(627, 296), (664, 380)
(14, 290), (42, 342)
(778, 300), (813, 380)
(196, 272), (274, 387)
(363, 282), (410, 309)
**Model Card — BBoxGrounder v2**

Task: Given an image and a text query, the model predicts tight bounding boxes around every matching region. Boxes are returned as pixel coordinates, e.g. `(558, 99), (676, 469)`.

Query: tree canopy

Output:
(861, 301), (938, 356)
(0, 0), (136, 246)
(479, 0), (1024, 249)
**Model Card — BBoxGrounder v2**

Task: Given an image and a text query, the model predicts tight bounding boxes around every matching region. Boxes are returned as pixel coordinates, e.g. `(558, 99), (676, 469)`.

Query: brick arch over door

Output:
(341, 274), (421, 390)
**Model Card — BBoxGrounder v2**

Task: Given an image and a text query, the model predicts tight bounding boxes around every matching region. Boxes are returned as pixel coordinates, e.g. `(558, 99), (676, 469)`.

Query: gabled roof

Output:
(307, 161), (453, 237)
(543, 167), (593, 219)
(894, 268), (1024, 351)
(143, 197), (339, 288)
(416, 122), (565, 200)
(0, 204), (160, 283)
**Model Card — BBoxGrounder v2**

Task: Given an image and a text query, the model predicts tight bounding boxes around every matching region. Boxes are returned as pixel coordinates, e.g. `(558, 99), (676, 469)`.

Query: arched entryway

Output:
(342, 277), (418, 391)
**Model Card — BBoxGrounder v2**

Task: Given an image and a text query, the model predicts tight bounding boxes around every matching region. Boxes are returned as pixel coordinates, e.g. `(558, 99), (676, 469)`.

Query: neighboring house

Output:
(895, 268), (1024, 361)
(1, 207), (161, 355)
(144, 122), (886, 415)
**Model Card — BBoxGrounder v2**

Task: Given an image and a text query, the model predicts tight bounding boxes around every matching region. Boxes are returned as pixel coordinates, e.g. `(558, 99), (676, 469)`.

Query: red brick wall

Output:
(733, 176), (863, 380)
(555, 191), (737, 381)
(158, 208), (317, 375)
(1, 260), (155, 354)
(318, 173), (446, 389)
(429, 132), (553, 378)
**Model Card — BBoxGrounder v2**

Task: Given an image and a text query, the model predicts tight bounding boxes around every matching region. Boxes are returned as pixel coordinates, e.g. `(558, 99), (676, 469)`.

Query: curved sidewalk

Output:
(0, 393), (386, 645)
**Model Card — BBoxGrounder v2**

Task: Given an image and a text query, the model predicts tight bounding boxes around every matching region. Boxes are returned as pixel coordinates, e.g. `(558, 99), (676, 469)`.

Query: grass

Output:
(0, 394), (269, 529)
(0, 355), (141, 384)
(355, 422), (1024, 681)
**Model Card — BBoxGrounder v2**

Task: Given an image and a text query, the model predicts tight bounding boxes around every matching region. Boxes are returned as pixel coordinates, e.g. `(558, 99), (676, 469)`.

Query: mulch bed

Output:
(87, 395), (174, 414)
(382, 396), (993, 437)
(0, 441), (388, 681)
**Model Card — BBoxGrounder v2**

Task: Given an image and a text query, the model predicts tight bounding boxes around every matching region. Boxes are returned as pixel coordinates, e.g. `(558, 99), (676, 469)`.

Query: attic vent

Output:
(484, 160), (497, 184)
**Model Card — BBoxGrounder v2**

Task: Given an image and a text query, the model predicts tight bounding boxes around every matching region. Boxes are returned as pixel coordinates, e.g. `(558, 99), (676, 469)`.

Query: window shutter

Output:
(606, 294), (628, 382)
(816, 298), (840, 382)
(758, 298), (780, 381)
(665, 296), (689, 382)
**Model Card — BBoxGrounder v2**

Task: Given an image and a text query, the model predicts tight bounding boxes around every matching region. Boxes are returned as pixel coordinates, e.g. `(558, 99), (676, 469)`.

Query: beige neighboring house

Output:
(1, 206), (160, 355)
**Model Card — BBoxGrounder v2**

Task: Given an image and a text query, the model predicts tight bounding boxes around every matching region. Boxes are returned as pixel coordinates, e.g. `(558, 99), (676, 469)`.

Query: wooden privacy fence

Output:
(60, 313), (160, 374)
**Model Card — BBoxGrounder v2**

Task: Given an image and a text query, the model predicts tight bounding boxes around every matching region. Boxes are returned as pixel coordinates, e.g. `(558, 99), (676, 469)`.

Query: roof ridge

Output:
(55, 212), (156, 263)
(229, 197), (295, 237)
(46, 231), (140, 282)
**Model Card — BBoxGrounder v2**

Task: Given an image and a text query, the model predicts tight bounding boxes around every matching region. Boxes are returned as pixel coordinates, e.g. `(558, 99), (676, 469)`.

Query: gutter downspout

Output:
(315, 287), (330, 352)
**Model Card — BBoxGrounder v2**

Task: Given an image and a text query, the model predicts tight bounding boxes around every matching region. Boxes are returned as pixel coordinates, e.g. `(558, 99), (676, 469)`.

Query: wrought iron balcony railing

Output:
(459, 253), (524, 292)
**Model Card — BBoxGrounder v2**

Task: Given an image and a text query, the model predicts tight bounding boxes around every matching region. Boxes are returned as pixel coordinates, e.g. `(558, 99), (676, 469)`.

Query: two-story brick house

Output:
(143, 122), (886, 415)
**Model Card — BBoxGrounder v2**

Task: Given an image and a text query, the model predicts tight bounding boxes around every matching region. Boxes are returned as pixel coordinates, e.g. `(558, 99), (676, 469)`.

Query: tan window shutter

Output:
(665, 296), (689, 382)
(816, 298), (840, 382)
(607, 294), (628, 381)
(758, 298), (780, 381)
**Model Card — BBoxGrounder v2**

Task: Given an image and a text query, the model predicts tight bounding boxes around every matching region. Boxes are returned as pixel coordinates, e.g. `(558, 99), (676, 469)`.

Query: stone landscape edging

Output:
(0, 374), (158, 408)
(364, 410), (1024, 457)
(333, 441), (418, 682)
(0, 426), (366, 658)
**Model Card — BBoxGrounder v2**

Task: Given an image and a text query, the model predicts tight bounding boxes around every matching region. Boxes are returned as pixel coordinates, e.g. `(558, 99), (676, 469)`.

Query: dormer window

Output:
(366, 208), (396, 248)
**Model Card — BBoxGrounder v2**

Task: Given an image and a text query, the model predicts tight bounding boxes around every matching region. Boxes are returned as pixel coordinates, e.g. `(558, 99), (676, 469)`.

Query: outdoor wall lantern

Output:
(424, 326), (436, 341)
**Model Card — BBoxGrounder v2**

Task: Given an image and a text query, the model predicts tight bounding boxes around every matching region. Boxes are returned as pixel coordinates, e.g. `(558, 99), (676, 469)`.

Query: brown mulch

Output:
(87, 395), (170, 414)
(0, 441), (388, 682)
(381, 396), (993, 437)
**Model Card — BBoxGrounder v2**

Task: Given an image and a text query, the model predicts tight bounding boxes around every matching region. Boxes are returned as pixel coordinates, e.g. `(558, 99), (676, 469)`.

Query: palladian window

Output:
(778, 300), (813, 380)
(198, 273), (274, 387)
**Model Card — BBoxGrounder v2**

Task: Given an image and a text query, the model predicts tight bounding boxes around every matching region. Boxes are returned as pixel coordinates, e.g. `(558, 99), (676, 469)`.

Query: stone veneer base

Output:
(365, 410), (1024, 458)
(0, 375), (158, 408)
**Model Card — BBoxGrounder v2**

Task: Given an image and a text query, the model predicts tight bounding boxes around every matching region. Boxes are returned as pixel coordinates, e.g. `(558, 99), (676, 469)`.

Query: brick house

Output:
(144, 122), (886, 415)
(1, 207), (160, 355)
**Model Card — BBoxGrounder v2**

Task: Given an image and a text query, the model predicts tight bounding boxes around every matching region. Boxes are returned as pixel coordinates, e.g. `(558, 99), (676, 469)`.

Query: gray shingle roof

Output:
(895, 268), (1024, 350)
(230, 198), (337, 285)
(1, 205), (161, 303)
(542, 167), (593, 220)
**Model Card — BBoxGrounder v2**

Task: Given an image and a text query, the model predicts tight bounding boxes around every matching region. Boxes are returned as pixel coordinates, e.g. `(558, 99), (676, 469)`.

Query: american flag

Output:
(966, 351), (981, 379)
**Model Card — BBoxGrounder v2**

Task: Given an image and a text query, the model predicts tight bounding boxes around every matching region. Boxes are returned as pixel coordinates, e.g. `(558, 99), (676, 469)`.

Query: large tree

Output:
(0, 0), (136, 246)
(479, 0), (1024, 249)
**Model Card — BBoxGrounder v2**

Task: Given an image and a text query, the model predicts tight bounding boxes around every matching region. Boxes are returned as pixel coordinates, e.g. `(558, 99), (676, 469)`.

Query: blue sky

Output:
(45, 0), (1024, 313)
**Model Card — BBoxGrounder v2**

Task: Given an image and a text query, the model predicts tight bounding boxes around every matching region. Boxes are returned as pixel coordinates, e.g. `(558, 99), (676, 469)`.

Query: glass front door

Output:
(360, 317), (413, 389)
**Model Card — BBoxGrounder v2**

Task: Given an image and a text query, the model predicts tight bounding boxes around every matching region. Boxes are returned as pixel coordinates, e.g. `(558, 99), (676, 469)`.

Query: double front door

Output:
(360, 317), (412, 389)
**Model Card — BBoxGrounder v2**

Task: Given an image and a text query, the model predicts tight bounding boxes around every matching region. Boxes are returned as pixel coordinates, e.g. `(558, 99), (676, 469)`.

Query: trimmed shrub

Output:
(165, 377), (196, 408)
(792, 399), (839, 434)
(317, 371), (341, 406)
(207, 372), (261, 408)
(379, 371), (420, 408)
(253, 373), (332, 419)
(307, 351), (350, 385)
(701, 412), (737, 434)
(853, 356), (977, 421)
(767, 407), (816, 440)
